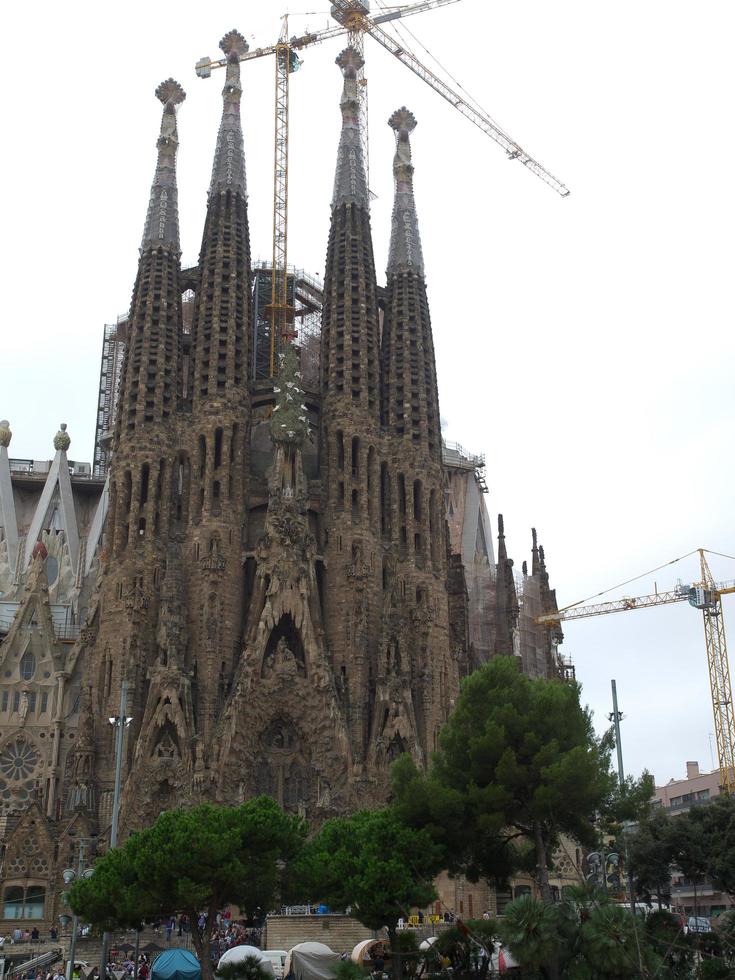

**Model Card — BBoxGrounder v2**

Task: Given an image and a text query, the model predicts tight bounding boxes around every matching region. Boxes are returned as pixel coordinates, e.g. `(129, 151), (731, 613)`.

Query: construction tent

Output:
(150, 949), (201, 980)
(218, 946), (275, 976)
(284, 942), (340, 980)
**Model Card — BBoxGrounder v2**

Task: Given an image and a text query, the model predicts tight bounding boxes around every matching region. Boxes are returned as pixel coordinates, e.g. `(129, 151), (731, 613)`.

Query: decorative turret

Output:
(381, 107), (441, 463)
(386, 108), (424, 275)
(209, 30), (248, 197)
(190, 28), (251, 408)
(114, 80), (185, 445)
(531, 527), (540, 576)
(332, 48), (369, 209)
(321, 46), (381, 424)
(141, 79), (186, 252)
(494, 514), (519, 657)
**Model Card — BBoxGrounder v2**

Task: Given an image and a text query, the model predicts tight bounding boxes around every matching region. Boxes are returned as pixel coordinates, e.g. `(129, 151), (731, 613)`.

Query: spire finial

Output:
(0, 420), (11, 449)
(209, 31), (248, 195)
(539, 544), (546, 569)
(531, 527), (540, 575)
(387, 107), (424, 275)
(54, 423), (71, 452)
(331, 47), (368, 209)
(498, 513), (505, 538)
(141, 79), (186, 251)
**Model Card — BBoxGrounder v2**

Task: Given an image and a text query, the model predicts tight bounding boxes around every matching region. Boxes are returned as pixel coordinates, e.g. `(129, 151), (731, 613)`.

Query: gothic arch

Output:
(261, 614), (306, 678)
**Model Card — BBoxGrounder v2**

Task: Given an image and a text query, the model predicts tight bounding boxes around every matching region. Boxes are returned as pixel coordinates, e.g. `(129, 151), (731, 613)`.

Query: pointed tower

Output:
(184, 30), (252, 754)
(494, 514), (519, 657)
(108, 79), (186, 559)
(91, 81), (187, 831)
(381, 108), (440, 463)
(371, 107), (460, 765)
(319, 49), (384, 772)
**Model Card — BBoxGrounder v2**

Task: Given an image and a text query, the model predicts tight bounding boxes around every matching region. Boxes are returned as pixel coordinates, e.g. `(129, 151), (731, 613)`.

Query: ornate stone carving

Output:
(53, 423), (71, 452)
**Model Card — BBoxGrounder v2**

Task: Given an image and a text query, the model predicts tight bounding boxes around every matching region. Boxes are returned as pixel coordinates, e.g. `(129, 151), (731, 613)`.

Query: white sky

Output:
(3, 0), (734, 786)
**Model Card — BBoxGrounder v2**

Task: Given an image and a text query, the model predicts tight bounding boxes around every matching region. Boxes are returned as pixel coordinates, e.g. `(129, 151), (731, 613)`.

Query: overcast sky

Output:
(3, 0), (734, 786)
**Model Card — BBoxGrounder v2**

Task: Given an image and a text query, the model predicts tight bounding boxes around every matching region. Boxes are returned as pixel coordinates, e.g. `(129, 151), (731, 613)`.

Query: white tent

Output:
(350, 939), (383, 965)
(284, 942), (340, 980)
(218, 946), (275, 976)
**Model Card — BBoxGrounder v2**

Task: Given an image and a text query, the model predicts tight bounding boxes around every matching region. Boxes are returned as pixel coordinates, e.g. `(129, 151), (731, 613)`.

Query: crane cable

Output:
(558, 548), (735, 615)
(373, 0), (513, 139)
(557, 550), (699, 614)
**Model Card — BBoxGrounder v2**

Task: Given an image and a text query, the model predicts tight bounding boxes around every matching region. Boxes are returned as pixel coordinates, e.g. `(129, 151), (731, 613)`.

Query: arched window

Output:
(19, 652), (35, 681)
(2, 885), (46, 920)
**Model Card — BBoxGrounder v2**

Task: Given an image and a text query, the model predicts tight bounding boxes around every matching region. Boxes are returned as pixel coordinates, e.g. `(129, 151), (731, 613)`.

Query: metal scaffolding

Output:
(252, 261), (323, 389)
(92, 318), (127, 478)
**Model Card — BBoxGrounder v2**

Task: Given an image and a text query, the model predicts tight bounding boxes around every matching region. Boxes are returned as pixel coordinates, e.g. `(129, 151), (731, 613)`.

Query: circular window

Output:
(19, 652), (36, 681)
(0, 739), (39, 782)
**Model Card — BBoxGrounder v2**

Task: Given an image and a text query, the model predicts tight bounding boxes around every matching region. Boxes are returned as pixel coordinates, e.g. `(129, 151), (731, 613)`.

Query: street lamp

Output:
(61, 843), (95, 980)
(99, 680), (132, 980)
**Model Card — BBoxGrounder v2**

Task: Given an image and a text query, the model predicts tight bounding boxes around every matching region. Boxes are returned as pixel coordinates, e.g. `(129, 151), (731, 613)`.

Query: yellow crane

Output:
(196, 1), (570, 374)
(537, 549), (735, 794)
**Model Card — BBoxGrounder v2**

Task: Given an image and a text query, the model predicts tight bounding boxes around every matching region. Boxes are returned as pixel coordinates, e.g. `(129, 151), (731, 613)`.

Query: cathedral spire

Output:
(387, 108), (424, 275)
(494, 513), (519, 657)
(497, 513), (507, 557)
(380, 107), (440, 459)
(209, 30), (248, 196)
(332, 48), (369, 209)
(141, 79), (186, 252)
(190, 28), (252, 407)
(531, 526), (540, 576)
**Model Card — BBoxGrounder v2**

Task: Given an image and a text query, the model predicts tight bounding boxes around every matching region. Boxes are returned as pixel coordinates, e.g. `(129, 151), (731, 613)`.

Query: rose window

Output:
(0, 739), (40, 802)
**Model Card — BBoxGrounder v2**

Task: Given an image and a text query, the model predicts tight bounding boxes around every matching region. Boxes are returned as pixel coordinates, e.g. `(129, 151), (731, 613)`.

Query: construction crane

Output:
(196, 1), (570, 373)
(537, 549), (735, 794)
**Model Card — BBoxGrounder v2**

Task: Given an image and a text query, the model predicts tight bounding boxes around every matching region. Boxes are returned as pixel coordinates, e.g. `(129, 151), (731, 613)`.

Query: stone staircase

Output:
(263, 916), (385, 954)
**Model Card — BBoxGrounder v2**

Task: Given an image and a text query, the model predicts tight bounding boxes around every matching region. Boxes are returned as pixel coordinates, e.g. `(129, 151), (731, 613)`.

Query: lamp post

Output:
(99, 680), (132, 980)
(61, 840), (95, 980)
(609, 678), (637, 917)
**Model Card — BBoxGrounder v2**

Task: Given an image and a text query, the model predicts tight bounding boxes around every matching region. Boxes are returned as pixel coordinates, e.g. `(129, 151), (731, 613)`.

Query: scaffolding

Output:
(92, 317), (127, 478)
(251, 261), (323, 389)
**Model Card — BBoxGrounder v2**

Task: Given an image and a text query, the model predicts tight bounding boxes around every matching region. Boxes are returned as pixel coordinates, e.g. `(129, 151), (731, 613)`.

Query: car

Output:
(686, 916), (711, 934)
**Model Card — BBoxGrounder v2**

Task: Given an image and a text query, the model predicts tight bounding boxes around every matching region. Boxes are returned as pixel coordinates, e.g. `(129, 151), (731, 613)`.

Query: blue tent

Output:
(151, 949), (201, 980)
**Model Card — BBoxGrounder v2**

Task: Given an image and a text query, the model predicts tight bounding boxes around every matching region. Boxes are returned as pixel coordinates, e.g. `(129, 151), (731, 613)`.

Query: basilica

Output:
(0, 30), (565, 930)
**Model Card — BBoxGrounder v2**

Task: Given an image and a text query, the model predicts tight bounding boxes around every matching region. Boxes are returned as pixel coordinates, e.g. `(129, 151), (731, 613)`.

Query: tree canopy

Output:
(393, 656), (614, 902)
(304, 807), (442, 941)
(69, 797), (306, 980)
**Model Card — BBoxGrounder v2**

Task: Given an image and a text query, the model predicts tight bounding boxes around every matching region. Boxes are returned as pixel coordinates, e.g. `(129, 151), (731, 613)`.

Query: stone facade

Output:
(0, 35), (567, 933)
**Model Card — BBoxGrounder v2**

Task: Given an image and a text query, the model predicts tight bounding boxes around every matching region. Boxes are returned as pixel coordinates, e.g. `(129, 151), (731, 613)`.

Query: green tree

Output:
(394, 657), (613, 903)
(626, 810), (674, 907)
(70, 797), (306, 980)
(694, 794), (735, 897)
(500, 892), (668, 980)
(305, 808), (442, 975)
